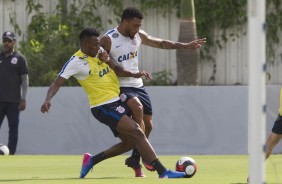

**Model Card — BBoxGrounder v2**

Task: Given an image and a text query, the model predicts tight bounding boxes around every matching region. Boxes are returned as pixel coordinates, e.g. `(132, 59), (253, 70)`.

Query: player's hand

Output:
(186, 38), (206, 49)
(41, 101), (51, 113)
(134, 71), (152, 80)
(98, 51), (110, 63)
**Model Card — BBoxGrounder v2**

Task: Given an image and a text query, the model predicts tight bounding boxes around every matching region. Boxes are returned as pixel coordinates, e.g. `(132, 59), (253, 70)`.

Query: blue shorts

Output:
(91, 100), (130, 137)
(120, 86), (153, 115)
(272, 115), (282, 134)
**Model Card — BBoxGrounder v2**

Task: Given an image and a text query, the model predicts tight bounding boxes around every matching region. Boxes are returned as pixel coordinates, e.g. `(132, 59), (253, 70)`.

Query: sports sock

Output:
(131, 148), (140, 161)
(92, 152), (106, 165)
(151, 158), (167, 175)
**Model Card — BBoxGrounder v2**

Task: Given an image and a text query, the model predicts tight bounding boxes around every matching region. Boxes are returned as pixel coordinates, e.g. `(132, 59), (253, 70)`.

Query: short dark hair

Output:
(79, 28), (100, 42)
(121, 7), (143, 21)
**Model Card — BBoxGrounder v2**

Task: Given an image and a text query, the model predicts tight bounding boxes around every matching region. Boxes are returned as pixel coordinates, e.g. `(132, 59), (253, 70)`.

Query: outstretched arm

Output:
(40, 76), (66, 113)
(139, 30), (206, 50)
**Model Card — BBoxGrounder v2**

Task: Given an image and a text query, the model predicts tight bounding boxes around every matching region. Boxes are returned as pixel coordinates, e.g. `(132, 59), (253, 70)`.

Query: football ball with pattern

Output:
(175, 156), (197, 178)
(0, 144), (9, 155)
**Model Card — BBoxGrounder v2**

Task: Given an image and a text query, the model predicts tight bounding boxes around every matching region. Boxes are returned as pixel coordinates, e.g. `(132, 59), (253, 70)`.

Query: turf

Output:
(0, 155), (281, 184)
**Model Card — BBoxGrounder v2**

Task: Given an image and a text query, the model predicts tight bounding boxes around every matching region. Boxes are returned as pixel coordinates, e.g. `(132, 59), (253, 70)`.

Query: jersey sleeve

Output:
(18, 55), (28, 75)
(58, 56), (81, 79)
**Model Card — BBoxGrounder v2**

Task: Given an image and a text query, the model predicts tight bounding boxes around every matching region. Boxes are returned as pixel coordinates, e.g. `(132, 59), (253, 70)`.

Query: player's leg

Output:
(117, 115), (155, 164)
(117, 114), (186, 178)
(248, 115), (282, 182)
(265, 132), (282, 159)
(266, 115), (282, 159)
(6, 102), (20, 155)
(120, 88), (145, 176)
(123, 86), (155, 172)
(143, 115), (152, 138)
(81, 101), (185, 178)
(126, 97), (145, 131)
(80, 101), (142, 178)
(135, 86), (156, 171)
(134, 86), (153, 137)
(109, 134), (145, 177)
(91, 134), (138, 165)
(124, 98), (145, 176)
(142, 114), (156, 171)
(79, 135), (137, 178)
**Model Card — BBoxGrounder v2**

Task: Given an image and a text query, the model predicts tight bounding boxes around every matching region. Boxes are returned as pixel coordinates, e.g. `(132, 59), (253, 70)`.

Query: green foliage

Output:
(9, 0), (282, 86)
(140, 0), (180, 16)
(194, 0), (247, 60)
(145, 0), (282, 82)
(143, 70), (173, 86)
(193, 0), (282, 65)
(11, 0), (105, 86)
(266, 0), (282, 64)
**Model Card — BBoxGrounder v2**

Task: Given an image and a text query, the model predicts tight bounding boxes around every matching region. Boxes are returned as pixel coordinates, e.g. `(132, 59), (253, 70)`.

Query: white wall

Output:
(0, 86), (281, 155)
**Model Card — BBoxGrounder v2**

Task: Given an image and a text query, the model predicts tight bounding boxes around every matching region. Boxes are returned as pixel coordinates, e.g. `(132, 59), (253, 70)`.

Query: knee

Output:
(128, 99), (143, 114)
(132, 103), (143, 115)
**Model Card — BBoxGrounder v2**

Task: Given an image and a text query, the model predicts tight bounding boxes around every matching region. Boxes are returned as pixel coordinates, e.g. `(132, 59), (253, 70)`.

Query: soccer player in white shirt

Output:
(100, 7), (206, 177)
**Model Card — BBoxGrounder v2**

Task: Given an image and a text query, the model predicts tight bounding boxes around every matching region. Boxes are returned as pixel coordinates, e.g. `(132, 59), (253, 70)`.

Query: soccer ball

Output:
(0, 144), (10, 155)
(175, 156), (197, 178)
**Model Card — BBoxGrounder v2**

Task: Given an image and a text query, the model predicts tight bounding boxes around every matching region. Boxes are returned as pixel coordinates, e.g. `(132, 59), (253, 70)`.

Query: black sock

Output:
(92, 152), (106, 166)
(151, 158), (167, 175)
(131, 148), (140, 161)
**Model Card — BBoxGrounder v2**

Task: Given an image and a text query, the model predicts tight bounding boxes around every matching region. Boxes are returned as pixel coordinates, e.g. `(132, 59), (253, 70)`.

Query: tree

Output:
(176, 0), (199, 85)
(11, 0), (104, 86)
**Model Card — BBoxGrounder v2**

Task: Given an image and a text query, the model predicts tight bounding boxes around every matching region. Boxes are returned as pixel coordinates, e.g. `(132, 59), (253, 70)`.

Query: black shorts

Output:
(91, 100), (130, 137)
(120, 86), (153, 115)
(272, 115), (282, 134)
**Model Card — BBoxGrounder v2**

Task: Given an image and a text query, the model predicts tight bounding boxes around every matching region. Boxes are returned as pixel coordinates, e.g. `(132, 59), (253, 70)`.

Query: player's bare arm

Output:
(100, 35), (111, 53)
(40, 76), (65, 113)
(114, 66), (152, 80)
(103, 56), (152, 80)
(139, 30), (206, 50)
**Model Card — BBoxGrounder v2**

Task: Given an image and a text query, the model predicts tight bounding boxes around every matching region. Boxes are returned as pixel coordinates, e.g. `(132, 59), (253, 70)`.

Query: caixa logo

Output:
(117, 51), (138, 62)
(99, 67), (110, 77)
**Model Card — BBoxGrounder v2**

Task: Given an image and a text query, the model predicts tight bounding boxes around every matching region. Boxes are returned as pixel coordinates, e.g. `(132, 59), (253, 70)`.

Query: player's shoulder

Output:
(73, 50), (88, 60)
(105, 28), (116, 35)
(67, 51), (86, 64)
(138, 30), (149, 38)
(105, 28), (120, 40)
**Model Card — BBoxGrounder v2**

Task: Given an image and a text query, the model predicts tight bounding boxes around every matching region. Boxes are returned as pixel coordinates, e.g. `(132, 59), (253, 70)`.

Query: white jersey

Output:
(106, 28), (143, 88)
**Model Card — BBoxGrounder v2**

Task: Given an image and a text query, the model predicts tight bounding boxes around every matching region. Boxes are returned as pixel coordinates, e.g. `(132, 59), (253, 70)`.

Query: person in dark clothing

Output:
(0, 31), (29, 155)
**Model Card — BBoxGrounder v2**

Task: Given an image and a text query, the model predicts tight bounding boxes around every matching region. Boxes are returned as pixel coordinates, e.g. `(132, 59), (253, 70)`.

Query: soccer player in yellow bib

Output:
(265, 88), (282, 159)
(40, 28), (186, 179)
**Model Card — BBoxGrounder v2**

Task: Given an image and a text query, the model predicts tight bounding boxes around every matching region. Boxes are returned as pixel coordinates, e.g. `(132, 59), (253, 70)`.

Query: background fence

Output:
(1, 0), (282, 85)
(0, 86), (281, 155)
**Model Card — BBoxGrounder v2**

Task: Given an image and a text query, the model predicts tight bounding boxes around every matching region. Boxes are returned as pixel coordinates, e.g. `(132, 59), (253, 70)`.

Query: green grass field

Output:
(0, 155), (281, 184)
